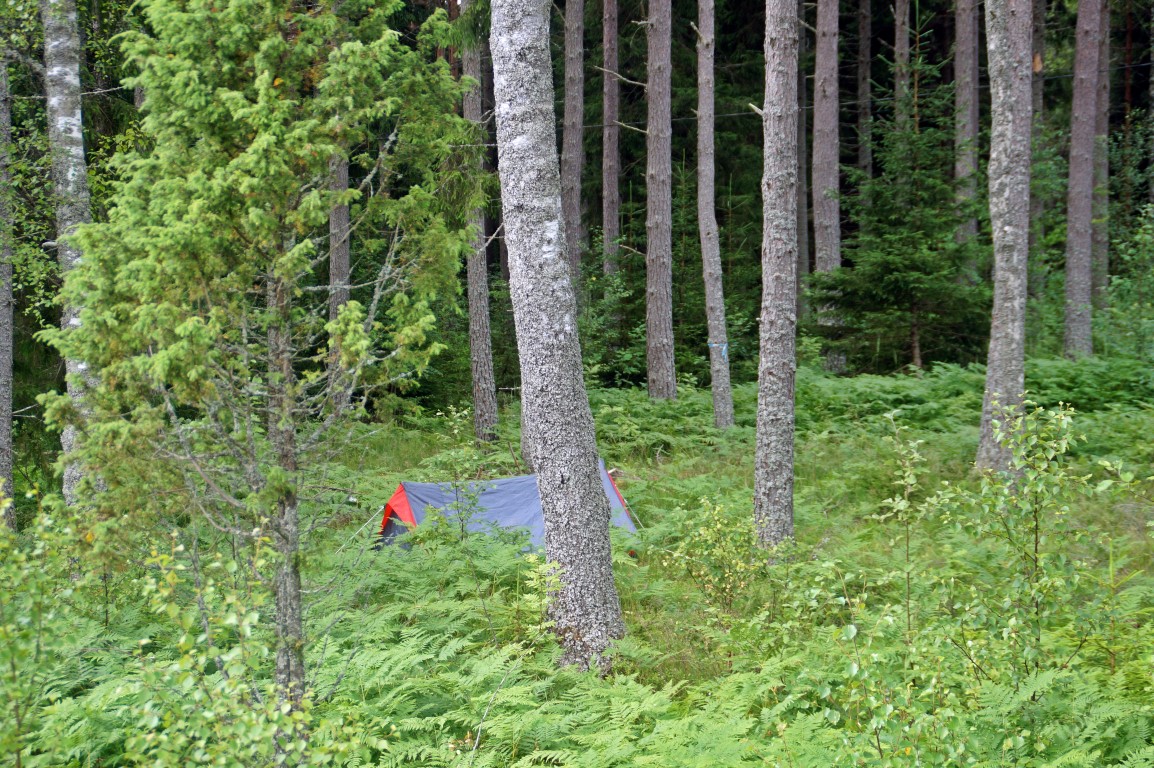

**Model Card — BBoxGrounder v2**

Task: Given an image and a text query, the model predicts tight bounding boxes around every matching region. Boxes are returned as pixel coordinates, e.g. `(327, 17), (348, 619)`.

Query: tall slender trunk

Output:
(1091, 0), (1110, 311)
(602, 0), (620, 274)
(812, 0), (839, 274)
(754, 0), (799, 547)
(1063, 0), (1102, 359)
(464, 0), (499, 441)
(976, 0), (1032, 471)
(856, 0), (872, 177)
(41, 0), (93, 506)
(645, 0), (676, 399)
(697, 0), (734, 429)
(894, 0), (911, 127)
(955, 0), (979, 241)
(561, 0), (585, 278)
(0, 64), (13, 521)
(328, 154), (351, 412)
(490, 0), (625, 668)
(1028, 0), (1045, 283)
(267, 273), (305, 706)
(797, 0), (810, 314)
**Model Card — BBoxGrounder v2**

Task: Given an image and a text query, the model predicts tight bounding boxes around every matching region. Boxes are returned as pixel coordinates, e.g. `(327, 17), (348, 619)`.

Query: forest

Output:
(2, 0), (1154, 763)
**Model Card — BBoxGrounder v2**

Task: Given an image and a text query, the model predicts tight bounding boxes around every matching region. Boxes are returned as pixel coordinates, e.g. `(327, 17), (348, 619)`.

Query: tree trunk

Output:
(697, 0), (734, 430)
(267, 273), (305, 706)
(797, 0), (810, 315)
(856, 0), (872, 177)
(327, 154), (351, 412)
(41, 0), (93, 507)
(602, 0), (620, 275)
(754, 0), (798, 547)
(894, 0), (911, 127)
(490, 0), (625, 669)
(1063, 0), (1102, 359)
(955, 0), (979, 241)
(645, 0), (676, 400)
(463, 1), (499, 442)
(561, 0), (585, 279)
(1028, 0), (1045, 271)
(0, 64), (13, 522)
(1091, 0), (1110, 311)
(976, 0), (1032, 471)
(812, 0), (840, 274)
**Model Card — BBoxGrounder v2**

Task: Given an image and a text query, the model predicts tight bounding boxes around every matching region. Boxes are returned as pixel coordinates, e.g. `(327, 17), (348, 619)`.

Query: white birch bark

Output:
(561, 0), (585, 278)
(645, 0), (676, 400)
(754, 0), (799, 547)
(697, 0), (734, 429)
(41, 0), (93, 506)
(976, 0), (1032, 471)
(490, 0), (625, 668)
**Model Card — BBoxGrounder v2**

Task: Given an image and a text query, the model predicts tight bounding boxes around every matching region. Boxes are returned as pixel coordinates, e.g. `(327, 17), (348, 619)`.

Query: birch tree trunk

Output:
(955, 0), (980, 241)
(490, 0), (625, 668)
(1091, 0), (1110, 311)
(812, 0), (840, 274)
(976, 0), (1032, 471)
(697, 0), (734, 430)
(1063, 0), (1102, 359)
(41, 0), (93, 507)
(797, 0), (810, 315)
(328, 154), (351, 412)
(754, 0), (798, 547)
(856, 0), (872, 177)
(464, 0), (499, 442)
(0, 64), (13, 522)
(894, 0), (911, 127)
(602, 0), (620, 275)
(561, 0), (585, 278)
(646, 0), (676, 400)
(1028, 0), (1045, 268)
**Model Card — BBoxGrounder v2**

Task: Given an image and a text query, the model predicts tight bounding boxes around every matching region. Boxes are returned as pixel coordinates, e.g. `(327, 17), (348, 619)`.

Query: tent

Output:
(377, 462), (636, 546)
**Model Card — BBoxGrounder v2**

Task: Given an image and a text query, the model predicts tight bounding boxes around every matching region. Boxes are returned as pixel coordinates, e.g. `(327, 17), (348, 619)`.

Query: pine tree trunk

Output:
(754, 0), (798, 547)
(976, 0), (1032, 471)
(327, 154), (351, 412)
(0, 64), (13, 522)
(646, 0), (676, 400)
(797, 0), (810, 315)
(41, 0), (93, 507)
(894, 0), (911, 127)
(812, 0), (840, 273)
(1028, 0), (1045, 272)
(1091, 0), (1110, 311)
(697, 0), (734, 430)
(267, 273), (305, 706)
(602, 0), (620, 274)
(1063, 0), (1102, 359)
(856, 0), (872, 176)
(561, 0), (585, 278)
(490, 0), (625, 668)
(464, 2), (499, 442)
(955, 0), (979, 241)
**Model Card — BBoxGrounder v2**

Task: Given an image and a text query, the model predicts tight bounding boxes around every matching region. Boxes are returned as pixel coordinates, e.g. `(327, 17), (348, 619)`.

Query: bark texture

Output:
(41, 0), (93, 507)
(1063, 0), (1102, 359)
(464, 3), (499, 442)
(976, 0), (1032, 471)
(602, 0), (620, 274)
(697, 0), (734, 429)
(561, 0), (585, 278)
(754, 0), (798, 547)
(0, 64), (13, 522)
(1028, 0), (1045, 265)
(954, 0), (980, 241)
(327, 154), (351, 412)
(645, 0), (676, 400)
(1091, 0), (1110, 311)
(812, 0), (840, 273)
(856, 0), (872, 176)
(797, 0), (810, 314)
(490, 0), (625, 668)
(894, 0), (911, 126)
